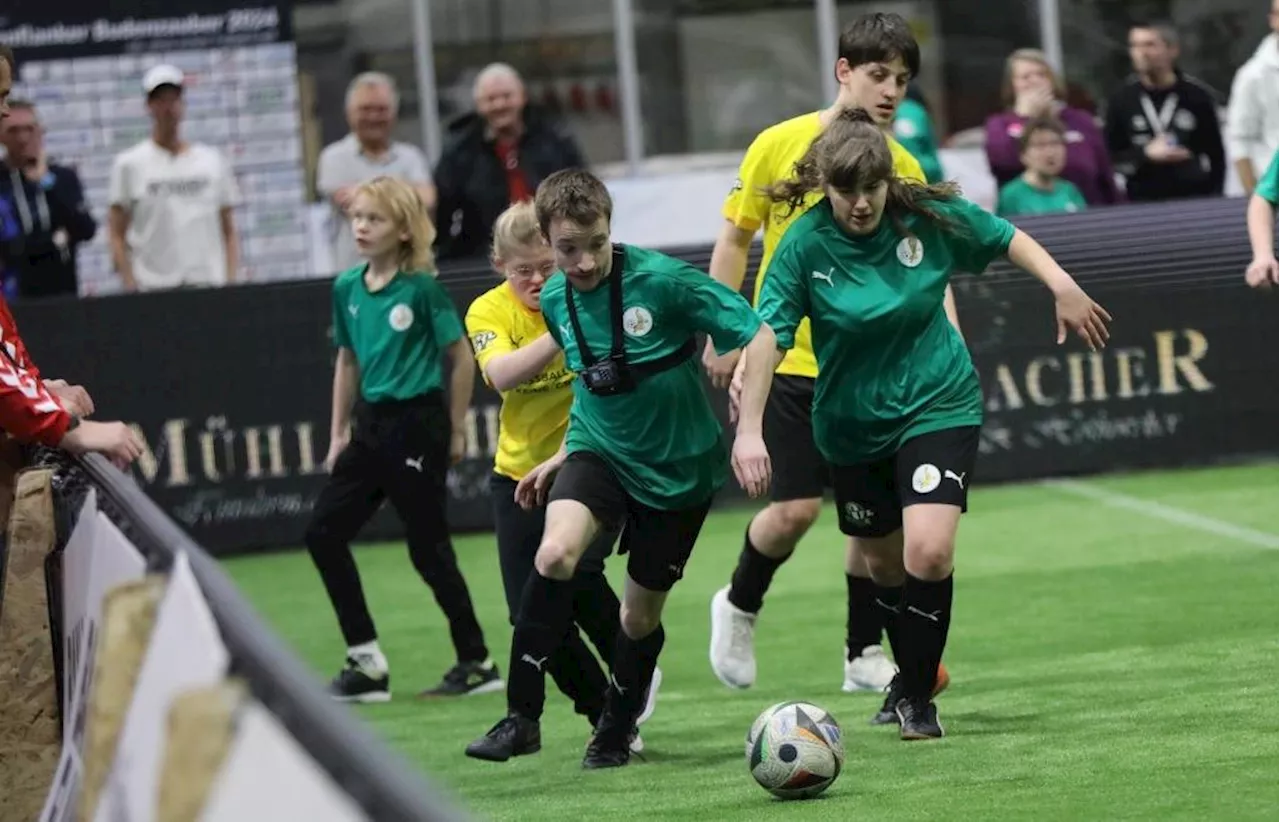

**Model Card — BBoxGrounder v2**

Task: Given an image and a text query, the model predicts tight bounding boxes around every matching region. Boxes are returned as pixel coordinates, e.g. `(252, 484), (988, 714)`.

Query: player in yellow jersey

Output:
(708, 12), (954, 697)
(463, 202), (659, 762)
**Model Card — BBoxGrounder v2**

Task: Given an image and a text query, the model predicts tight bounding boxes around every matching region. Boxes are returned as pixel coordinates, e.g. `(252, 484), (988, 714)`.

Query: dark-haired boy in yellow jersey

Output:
(708, 12), (953, 702)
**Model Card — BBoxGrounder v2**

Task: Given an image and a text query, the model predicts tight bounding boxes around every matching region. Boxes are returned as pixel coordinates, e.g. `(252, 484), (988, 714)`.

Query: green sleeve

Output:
(666, 262), (762, 355)
(934, 196), (1016, 273)
(539, 280), (566, 348)
(420, 276), (464, 349)
(331, 278), (351, 349)
(1255, 151), (1279, 206)
(754, 237), (809, 352)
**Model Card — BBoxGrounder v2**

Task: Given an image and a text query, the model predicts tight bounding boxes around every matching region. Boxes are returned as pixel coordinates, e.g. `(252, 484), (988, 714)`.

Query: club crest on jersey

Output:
(897, 237), (924, 268)
(471, 330), (496, 351)
(911, 463), (941, 494)
(389, 303), (414, 332)
(622, 306), (654, 337)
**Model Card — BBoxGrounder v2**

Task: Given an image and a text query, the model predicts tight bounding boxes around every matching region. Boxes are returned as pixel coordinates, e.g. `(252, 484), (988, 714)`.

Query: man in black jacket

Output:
(0, 99), (96, 298)
(433, 64), (585, 261)
(1104, 21), (1226, 202)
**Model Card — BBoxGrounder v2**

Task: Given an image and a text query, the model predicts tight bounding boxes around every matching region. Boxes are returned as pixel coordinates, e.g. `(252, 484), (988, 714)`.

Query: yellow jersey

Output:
(722, 110), (926, 379)
(465, 283), (575, 481)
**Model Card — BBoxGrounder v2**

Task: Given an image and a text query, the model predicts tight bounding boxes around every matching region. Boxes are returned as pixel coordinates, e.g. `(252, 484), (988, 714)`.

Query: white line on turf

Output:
(1041, 479), (1277, 550)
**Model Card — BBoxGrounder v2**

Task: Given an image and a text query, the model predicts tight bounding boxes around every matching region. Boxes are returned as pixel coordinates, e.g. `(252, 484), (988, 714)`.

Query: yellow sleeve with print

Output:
(464, 284), (574, 481)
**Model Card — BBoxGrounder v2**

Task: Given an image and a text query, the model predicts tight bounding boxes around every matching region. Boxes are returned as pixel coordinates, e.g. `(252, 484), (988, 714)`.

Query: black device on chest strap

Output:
(564, 244), (696, 396)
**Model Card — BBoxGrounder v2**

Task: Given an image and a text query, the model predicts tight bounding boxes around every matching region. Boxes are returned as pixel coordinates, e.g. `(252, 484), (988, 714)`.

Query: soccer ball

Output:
(745, 701), (845, 799)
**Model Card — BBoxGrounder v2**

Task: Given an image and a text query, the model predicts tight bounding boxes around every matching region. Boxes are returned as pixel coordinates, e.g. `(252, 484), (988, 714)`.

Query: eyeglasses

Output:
(509, 261), (556, 279)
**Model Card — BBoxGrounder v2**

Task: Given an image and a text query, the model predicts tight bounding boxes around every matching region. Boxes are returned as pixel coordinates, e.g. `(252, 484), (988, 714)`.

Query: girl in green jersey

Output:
(733, 108), (1111, 739)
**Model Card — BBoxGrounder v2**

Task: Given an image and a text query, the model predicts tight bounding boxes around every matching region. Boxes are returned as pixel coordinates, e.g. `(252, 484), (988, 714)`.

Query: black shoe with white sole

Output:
(583, 703), (634, 769)
(870, 674), (904, 726)
(329, 657), (391, 703)
(465, 714), (542, 762)
(418, 659), (504, 697)
(896, 696), (945, 740)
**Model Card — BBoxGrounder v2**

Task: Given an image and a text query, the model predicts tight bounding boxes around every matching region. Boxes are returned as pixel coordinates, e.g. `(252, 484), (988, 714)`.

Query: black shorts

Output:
(547, 452), (714, 592)
(832, 426), (981, 538)
(763, 375), (830, 502)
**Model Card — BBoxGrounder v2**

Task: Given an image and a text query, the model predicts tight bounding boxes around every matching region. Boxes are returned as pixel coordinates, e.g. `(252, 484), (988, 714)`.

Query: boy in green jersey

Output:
(733, 109), (1111, 740)
(995, 116), (1088, 217)
(307, 177), (498, 703)
(1244, 150), (1279, 288)
(466, 169), (778, 768)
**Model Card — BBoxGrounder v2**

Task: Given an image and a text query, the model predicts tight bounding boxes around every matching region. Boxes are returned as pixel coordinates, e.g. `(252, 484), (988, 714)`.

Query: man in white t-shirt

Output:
(108, 64), (241, 292)
(316, 72), (434, 273)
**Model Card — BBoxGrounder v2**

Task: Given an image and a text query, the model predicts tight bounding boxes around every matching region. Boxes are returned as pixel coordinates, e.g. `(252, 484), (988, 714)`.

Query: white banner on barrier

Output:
(36, 744), (83, 822)
(92, 551), (230, 822)
(199, 701), (369, 822)
(60, 488), (97, 722)
(65, 513), (148, 753)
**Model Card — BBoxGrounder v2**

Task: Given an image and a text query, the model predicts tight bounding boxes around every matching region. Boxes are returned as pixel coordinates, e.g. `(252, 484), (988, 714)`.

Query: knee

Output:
(619, 602), (661, 640)
(903, 535), (955, 580)
(849, 534), (905, 585)
(534, 538), (581, 581)
(762, 499), (822, 543)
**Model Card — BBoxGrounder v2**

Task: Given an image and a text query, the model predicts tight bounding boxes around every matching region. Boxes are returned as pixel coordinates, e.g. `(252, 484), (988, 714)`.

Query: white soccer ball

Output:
(745, 701), (845, 800)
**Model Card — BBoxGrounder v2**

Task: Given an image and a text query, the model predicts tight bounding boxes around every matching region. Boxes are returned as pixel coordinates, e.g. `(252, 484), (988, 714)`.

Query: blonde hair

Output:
(352, 176), (437, 274)
(490, 201), (545, 267)
(1001, 48), (1067, 108)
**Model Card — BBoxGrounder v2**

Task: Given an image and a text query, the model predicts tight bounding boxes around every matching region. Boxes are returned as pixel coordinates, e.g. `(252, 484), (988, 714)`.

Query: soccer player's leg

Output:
(585, 495), (713, 769)
(842, 535), (897, 692)
(491, 473), (610, 730)
(303, 434), (391, 703)
(891, 425), (980, 741)
(711, 375), (824, 689)
(466, 453), (625, 762)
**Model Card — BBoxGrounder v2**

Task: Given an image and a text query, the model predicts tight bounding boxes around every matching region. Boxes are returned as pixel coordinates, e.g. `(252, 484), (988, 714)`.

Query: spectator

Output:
(1226, 0), (1279, 194)
(894, 84), (945, 183)
(316, 72), (435, 274)
(1104, 22), (1226, 202)
(433, 63), (586, 261)
(985, 49), (1119, 206)
(995, 117), (1088, 217)
(108, 65), (241, 292)
(0, 100), (97, 299)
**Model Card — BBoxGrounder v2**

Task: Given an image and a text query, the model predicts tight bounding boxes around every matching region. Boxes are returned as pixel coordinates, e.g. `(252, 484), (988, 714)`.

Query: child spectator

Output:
(996, 117), (1087, 217)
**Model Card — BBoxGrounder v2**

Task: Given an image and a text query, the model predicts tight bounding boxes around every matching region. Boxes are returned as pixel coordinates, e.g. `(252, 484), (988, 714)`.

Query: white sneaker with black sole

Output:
(629, 666), (663, 753)
(842, 644), (897, 693)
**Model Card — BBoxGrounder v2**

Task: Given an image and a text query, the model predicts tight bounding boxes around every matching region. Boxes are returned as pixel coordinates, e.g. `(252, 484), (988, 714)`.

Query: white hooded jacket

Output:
(1227, 33), (1279, 176)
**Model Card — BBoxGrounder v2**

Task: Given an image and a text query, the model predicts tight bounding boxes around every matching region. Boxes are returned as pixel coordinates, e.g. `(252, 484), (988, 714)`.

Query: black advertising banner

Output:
(12, 198), (1277, 556)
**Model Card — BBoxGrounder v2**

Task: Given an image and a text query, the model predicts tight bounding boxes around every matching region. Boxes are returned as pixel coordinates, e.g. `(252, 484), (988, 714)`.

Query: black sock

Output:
(897, 573), (954, 701)
(845, 574), (886, 660)
(609, 624), (666, 721)
(873, 583), (905, 663)
(572, 572), (622, 669)
(506, 572), (575, 721)
(727, 528), (789, 613)
(546, 629), (608, 722)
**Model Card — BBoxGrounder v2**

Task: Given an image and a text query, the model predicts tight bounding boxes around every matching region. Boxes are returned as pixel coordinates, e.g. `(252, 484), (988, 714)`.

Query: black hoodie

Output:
(433, 105), (586, 262)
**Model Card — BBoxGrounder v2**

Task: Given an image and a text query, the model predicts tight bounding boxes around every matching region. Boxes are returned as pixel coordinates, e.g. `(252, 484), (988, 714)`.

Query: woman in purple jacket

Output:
(984, 49), (1120, 206)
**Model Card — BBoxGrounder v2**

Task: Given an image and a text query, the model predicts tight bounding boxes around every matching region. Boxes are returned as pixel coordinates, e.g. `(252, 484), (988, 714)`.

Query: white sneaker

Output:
(629, 729), (645, 754)
(637, 666), (662, 726)
(709, 586), (757, 689)
(842, 644), (897, 692)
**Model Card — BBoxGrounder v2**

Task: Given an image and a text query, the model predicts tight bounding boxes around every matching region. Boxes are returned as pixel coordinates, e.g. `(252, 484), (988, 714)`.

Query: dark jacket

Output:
(0, 160), (96, 298)
(1104, 71), (1226, 202)
(433, 106), (586, 261)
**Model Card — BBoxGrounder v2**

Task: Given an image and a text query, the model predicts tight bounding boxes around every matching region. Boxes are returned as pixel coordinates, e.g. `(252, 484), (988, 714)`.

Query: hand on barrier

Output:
(1244, 257), (1278, 289)
(702, 338), (742, 390)
(323, 430), (351, 473)
(731, 432), (771, 500)
(1053, 282), (1112, 352)
(515, 450), (567, 511)
(45, 379), (95, 417)
(60, 420), (144, 468)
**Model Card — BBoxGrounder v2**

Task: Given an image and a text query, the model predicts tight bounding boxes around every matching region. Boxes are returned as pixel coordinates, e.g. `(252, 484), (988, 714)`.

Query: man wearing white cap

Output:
(107, 64), (241, 291)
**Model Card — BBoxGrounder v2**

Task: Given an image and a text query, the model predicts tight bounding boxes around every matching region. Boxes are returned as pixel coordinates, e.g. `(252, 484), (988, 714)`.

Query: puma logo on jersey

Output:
(944, 470), (966, 489)
(811, 268), (835, 287)
(348, 304), (358, 317)
(521, 654), (548, 672)
(405, 456), (424, 472)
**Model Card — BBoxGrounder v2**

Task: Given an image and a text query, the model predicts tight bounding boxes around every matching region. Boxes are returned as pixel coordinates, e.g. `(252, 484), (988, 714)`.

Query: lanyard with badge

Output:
(7, 167), (68, 262)
(563, 244), (695, 396)
(1139, 92), (1179, 138)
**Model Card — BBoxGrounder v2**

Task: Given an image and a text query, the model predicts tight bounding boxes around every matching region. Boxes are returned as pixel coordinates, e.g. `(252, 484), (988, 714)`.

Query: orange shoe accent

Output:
(932, 663), (950, 697)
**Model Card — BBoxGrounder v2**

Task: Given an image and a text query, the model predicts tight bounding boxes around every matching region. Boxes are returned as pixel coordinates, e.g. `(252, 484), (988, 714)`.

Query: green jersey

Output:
(331, 265), (463, 402)
(541, 244), (762, 510)
(757, 197), (1015, 464)
(893, 99), (944, 184)
(996, 177), (1087, 217)
(1255, 150), (1279, 206)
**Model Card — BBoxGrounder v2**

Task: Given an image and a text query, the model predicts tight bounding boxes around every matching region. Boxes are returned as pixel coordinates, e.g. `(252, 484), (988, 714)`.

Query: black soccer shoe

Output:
(896, 697), (945, 740)
(328, 658), (391, 703)
(419, 659), (504, 697)
(583, 707), (634, 769)
(465, 714), (542, 762)
(870, 674), (905, 726)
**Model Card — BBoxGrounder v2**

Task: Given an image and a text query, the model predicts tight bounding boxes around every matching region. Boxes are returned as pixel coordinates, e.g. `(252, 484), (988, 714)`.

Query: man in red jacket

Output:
(0, 45), (141, 466)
